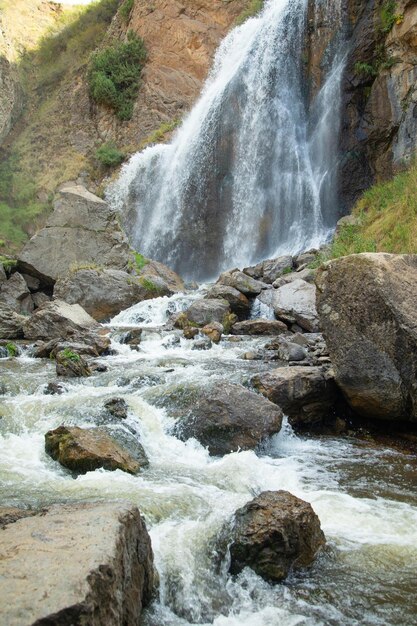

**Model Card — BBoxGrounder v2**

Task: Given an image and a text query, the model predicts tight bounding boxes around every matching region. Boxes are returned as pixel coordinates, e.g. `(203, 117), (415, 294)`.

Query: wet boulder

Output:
(145, 382), (283, 455)
(104, 397), (128, 419)
(201, 322), (223, 343)
(204, 284), (250, 315)
(141, 259), (185, 293)
(191, 337), (212, 350)
(262, 255), (294, 283)
(55, 349), (92, 378)
(0, 502), (154, 625)
(252, 366), (338, 428)
(185, 298), (230, 326)
(45, 426), (144, 475)
(316, 253), (417, 421)
(217, 269), (267, 296)
(231, 319), (288, 336)
(228, 490), (325, 582)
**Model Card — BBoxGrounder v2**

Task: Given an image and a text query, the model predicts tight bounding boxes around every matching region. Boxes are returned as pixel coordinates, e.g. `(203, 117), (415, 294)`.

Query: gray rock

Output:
(227, 491), (325, 582)
(205, 284), (250, 314)
(262, 255), (294, 283)
(55, 350), (92, 378)
(21, 273), (40, 292)
(316, 253), (417, 421)
(252, 366), (338, 427)
(18, 185), (131, 285)
(32, 292), (51, 308)
(273, 279), (320, 332)
(0, 502), (154, 624)
(186, 298), (230, 326)
(294, 250), (317, 269)
(192, 338), (212, 350)
(145, 382), (283, 456)
(23, 300), (109, 355)
(141, 259), (185, 293)
(0, 272), (32, 314)
(272, 267), (316, 288)
(279, 342), (308, 362)
(0, 303), (25, 339)
(217, 269), (267, 296)
(54, 268), (170, 322)
(104, 397), (128, 419)
(231, 319), (288, 336)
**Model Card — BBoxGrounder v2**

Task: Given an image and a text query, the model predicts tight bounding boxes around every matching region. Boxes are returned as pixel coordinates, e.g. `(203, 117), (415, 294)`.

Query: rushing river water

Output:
(1, 291), (417, 625)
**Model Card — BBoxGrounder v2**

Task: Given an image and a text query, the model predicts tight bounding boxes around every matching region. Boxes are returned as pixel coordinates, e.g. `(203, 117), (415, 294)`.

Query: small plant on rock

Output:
(95, 142), (125, 168)
(61, 348), (81, 362)
(6, 343), (18, 357)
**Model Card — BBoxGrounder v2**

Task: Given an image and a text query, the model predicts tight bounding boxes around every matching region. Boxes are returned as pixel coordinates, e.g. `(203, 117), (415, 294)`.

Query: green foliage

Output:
(138, 276), (159, 292)
(120, 0), (134, 22)
(134, 252), (148, 271)
(380, 0), (403, 33)
(354, 44), (398, 78)
(236, 0), (264, 25)
(95, 142), (125, 167)
(0, 255), (17, 270)
(88, 30), (147, 121)
(6, 343), (18, 357)
(145, 119), (181, 145)
(61, 348), (81, 362)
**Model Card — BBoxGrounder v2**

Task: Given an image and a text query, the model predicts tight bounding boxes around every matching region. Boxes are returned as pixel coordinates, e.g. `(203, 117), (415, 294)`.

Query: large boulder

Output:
(260, 279), (319, 332)
(316, 253), (417, 421)
(185, 298), (230, 326)
(217, 269), (267, 296)
(252, 366), (338, 427)
(0, 303), (25, 339)
(55, 268), (170, 322)
(0, 272), (33, 315)
(17, 185), (131, 286)
(205, 284), (250, 315)
(55, 349), (92, 378)
(228, 491), (325, 582)
(45, 426), (145, 475)
(231, 319), (288, 336)
(145, 382), (283, 455)
(23, 299), (110, 355)
(0, 502), (154, 625)
(141, 259), (185, 293)
(243, 256), (294, 283)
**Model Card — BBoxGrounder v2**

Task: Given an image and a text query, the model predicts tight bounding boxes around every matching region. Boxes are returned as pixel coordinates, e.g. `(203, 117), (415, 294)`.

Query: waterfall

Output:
(107, 0), (345, 281)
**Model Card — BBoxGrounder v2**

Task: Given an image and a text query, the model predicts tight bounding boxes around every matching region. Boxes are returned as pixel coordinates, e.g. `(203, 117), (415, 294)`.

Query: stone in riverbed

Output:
(55, 349), (92, 377)
(227, 490), (325, 582)
(270, 279), (320, 332)
(145, 382), (283, 455)
(205, 284), (250, 315)
(185, 298), (230, 326)
(0, 502), (154, 625)
(217, 269), (267, 296)
(252, 366), (338, 427)
(231, 319), (288, 336)
(316, 253), (417, 422)
(45, 425), (144, 475)
(201, 321), (223, 343)
(104, 397), (128, 419)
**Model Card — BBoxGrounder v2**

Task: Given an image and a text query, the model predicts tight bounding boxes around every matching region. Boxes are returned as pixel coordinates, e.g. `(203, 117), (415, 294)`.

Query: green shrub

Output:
(60, 348), (81, 362)
(6, 343), (18, 357)
(88, 30), (147, 121)
(134, 252), (148, 271)
(95, 142), (125, 167)
(380, 0), (403, 33)
(120, 0), (134, 22)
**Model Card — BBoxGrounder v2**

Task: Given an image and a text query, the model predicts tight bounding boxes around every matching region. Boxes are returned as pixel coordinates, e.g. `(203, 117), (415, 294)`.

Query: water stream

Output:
(107, 0), (345, 281)
(1, 291), (417, 625)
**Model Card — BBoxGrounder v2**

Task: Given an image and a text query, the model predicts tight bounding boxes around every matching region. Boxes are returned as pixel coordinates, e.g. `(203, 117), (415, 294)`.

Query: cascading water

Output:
(108, 0), (345, 280)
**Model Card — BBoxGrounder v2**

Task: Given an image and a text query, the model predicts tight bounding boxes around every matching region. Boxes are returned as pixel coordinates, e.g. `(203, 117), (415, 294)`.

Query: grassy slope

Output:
(0, 0), (121, 252)
(328, 163), (417, 260)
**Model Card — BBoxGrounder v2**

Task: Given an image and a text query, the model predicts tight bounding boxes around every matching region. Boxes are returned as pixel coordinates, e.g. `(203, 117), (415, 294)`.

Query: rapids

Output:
(1, 291), (417, 625)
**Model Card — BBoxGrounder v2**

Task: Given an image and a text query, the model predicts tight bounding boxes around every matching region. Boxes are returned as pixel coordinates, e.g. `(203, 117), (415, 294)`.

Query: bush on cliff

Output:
(88, 31), (147, 121)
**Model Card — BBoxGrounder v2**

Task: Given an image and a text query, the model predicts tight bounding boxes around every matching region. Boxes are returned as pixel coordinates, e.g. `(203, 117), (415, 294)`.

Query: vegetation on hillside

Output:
(88, 30), (147, 121)
(236, 0), (264, 25)
(0, 0), (122, 252)
(320, 162), (417, 262)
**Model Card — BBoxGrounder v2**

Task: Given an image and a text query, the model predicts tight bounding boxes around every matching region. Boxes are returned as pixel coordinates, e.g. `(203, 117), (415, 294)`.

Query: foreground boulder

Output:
(45, 426), (144, 474)
(228, 491), (325, 582)
(18, 185), (131, 286)
(0, 271), (33, 314)
(23, 299), (110, 355)
(316, 253), (417, 422)
(145, 382), (283, 455)
(55, 349), (92, 377)
(0, 502), (154, 625)
(204, 284), (250, 315)
(252, 367), (338, 427)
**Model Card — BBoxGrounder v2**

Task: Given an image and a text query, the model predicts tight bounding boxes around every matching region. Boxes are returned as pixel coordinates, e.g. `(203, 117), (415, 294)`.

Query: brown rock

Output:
(228, 490), (325, 582)
(201, 321), (223, 343)
(205, 284), (250, 314)
(55, 349), (92, 378)
(45, 426), (143, 475)
(231, 319), (288, 336)
(186, 298), (230, 326)
(217, 269), (267, 296)
(0, 502), (154, 625)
